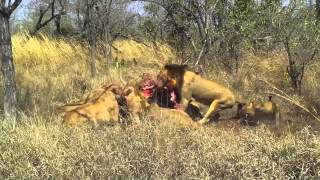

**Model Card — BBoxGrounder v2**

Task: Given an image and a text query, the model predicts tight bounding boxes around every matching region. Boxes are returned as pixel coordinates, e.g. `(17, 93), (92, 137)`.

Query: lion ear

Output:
(164, 64), (171, 69)
(237, 102), (245, 109)
(141, 73), (149, 78)
(109, 86), (121, 95)
(181, 64), (188, 69)
(170, 79), (177, 86)
(123, 87), (134, 96)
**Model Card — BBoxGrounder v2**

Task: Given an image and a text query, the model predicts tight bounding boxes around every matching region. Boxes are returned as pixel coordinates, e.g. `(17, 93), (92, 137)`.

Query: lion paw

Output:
(197, 118), (209, 125)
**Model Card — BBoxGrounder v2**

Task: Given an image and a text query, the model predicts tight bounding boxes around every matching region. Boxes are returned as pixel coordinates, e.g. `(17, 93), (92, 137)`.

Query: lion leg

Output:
(180, 88), (192, 111)
(198, 100), (221, 125)
(131, 113), (141, 125)
(180, 98), (190, 111)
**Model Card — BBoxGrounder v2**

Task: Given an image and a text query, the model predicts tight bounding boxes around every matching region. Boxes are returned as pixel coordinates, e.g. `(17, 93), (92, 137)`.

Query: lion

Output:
(66, 84), (124, 107)
(138, 73), (176, 109)
(238, 96), (280, 127)
(121, 86), (146, 125)
(59, 81), (151, 127)
(156, 64), (236, 125)
(58, 87), (120, 127)
(117, 83), (197, 127)
(146, 104), (200, 128)
(138, 72), (204, 121)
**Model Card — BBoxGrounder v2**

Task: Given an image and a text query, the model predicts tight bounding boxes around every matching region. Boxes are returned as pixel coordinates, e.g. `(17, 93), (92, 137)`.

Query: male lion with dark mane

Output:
(156, 64), (236, 125)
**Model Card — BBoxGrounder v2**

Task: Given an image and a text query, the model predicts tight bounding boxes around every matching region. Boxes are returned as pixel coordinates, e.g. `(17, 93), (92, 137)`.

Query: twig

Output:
(265, 91), (320, 122)
(259, 79), (320, 122)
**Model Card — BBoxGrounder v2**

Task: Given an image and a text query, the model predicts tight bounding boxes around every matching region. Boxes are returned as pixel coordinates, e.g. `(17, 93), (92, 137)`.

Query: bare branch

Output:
(0, 0), (21, 17)
(32, 0), (66, 35)
(131, 0), (165, 9)
(8, 0), (22, 14)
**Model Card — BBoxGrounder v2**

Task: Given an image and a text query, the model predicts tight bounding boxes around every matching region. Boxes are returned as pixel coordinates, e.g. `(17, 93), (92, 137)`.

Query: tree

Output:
(96, 0), (113, 70)
(81, 0), (134, 76)
(85, 0), (98, 77)
(274, 1), (320, 95)
(0, 0), (23, 120)
(133, 0), (203, 64)
(31, 0), (67, 35)
(317, 0), (320, 19)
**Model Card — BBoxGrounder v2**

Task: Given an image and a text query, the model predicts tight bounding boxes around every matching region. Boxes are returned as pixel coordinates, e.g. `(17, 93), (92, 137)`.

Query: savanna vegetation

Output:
(1, 0), (320, 178)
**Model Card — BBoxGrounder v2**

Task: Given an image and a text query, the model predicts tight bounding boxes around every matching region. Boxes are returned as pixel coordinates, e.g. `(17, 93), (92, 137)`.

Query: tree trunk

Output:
(86, 0), (97, 78)
(55, 15), (62, 34)
(317, 0), (320, 20)
(0, 14), (17, 120)
(286, 63), (304, 95)
(89, 30), (97, 77)
(104, 0), (113, 70)
(285, 37), (304, 95)
(104, 28), (112, 71)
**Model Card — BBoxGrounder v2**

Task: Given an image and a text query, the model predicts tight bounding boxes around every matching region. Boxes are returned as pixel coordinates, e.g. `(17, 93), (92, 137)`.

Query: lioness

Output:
(66, 84), (124, 106)
(146, 104), (200, 128)
(59, 89), (119, 127)
(120, 82), (197, 127)
(138, 73), (176, 109)
(121, 86), (146, 125)
(156, 64), (236, 125)
(239, 96), (280, 127)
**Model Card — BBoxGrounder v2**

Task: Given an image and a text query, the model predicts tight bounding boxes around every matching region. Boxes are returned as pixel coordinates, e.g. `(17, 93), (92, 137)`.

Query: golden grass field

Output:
(0, 34), (320, 178)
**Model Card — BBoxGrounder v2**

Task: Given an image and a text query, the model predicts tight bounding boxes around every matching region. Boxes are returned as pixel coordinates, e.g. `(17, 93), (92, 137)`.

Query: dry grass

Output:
(0, 34), (320, 178)
(1, 119), (320, 179)
(4, 34), (174, 117)
(112, 39), (175, 65)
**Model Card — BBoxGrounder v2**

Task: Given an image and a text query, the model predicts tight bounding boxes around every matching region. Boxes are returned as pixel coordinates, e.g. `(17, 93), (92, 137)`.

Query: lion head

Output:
(156, 64), (187, 89)
(138, 73), (156, 99)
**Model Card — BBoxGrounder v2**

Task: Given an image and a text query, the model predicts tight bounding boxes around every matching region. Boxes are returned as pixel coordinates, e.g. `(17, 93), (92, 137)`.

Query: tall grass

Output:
(3, 34), (175, 117)
(1, 118), (320, 179)
(0, 34), (319, 178)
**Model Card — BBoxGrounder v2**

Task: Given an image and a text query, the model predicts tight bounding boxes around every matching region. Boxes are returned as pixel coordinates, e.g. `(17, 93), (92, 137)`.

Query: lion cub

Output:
(239, 96), (280, 127)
